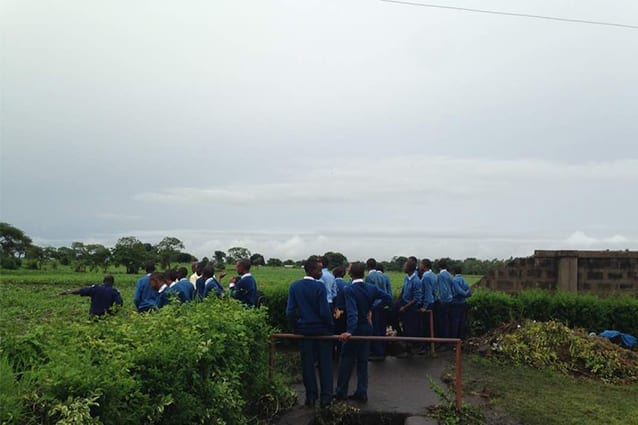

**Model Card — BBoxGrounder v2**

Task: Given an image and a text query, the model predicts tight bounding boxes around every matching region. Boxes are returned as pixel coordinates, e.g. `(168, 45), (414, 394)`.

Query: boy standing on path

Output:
(286, 256), (334, 408)
(335, 262), (393, 403)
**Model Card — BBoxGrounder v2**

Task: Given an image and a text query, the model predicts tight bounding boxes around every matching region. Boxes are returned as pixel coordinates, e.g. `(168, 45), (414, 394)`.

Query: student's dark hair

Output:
(145, 262), (156, 274)
(350, 262), (365, 279)
(103, 275), (114, 285)
(238, 258), (251, 271)
(203, 265), (215, 279)
(366, 258), (377, 270)
(167, 269), (178, 282)
(439, 260), (448, 270)
(405, 260), (417, 274)
(150, 272), (165, 282)
(196, 261), (206, 274)
(319, 256), (328, 268)
(377, 263), (385, 272)
(333, 266), (345, 278)
(408, 256), (418, 263)
(304, 256), (321, 275)
(177, 267), (188, 279)
(453, 265), (462, 274)
(421, 258), (432, 268)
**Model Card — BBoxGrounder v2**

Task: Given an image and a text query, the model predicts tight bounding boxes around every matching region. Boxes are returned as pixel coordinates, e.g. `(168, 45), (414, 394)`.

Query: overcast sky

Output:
(1, 0), (637, 261)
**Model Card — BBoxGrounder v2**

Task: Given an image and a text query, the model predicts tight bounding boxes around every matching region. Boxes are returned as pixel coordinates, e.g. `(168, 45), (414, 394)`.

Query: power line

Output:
(379, 0), (638, 30)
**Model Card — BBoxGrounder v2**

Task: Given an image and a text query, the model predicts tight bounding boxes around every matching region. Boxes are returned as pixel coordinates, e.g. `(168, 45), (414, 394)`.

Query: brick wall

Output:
(476, 250), (638, 296)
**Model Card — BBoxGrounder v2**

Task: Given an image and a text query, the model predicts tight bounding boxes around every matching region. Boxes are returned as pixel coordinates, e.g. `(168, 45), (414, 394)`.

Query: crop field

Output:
(0, 266), (482, 332)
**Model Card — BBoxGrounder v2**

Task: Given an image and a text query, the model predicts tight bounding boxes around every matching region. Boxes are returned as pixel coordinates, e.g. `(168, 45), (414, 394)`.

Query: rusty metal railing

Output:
(269, 333), (464, 411)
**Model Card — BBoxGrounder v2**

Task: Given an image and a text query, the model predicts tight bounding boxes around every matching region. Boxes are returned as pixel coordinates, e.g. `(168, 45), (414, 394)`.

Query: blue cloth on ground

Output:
(599, 330), (637, 349)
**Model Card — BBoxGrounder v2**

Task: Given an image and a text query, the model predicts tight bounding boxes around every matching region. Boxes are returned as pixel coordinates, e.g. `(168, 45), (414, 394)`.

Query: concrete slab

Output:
(273, 351), (456, 424)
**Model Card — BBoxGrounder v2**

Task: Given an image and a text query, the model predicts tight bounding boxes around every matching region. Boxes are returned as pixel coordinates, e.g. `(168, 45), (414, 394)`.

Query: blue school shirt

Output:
(320, 268), (337, 304)
(79, 284), (123, 316)
(286, 276), (333, 334)
(380, 272), (392, 296)
(365, 270), (388, 308)
(231, 273), (257, 307)
(401, 272), (423, 305)
(435, 270), (454, 304)
(333, 277), (349, 311)
(204, 277), (224, 298)
(344, 279), (393, 334)
(134, 274), (159, 312)
(421, 270), (436, 307)
(172, 279), (195, 303)
(451, 274), (472, 304)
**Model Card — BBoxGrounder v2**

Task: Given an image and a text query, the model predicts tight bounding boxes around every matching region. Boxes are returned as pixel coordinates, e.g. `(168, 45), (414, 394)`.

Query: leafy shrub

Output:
(1, 298), (294, 425)
(496, 320), (638, 383)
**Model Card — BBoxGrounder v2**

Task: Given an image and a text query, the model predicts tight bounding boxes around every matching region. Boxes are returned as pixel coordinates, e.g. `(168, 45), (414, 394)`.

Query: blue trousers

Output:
(449, 303), (468, 340)
(299, 333), (333, 405)
(336, 323), (372, 398)
(370, 303), (387, 357)
(433, 302), (450, 339)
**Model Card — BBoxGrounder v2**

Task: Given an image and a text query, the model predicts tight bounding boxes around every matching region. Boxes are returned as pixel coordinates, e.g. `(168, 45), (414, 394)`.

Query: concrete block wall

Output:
(477, 250), (638, 296)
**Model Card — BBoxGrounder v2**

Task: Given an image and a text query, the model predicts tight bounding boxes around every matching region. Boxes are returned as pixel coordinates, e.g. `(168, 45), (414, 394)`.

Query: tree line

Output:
(0, 222), (507, 274)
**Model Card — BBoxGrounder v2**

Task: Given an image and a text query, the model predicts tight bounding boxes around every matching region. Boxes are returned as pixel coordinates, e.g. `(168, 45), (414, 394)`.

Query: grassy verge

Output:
(463, 355), (638, 425)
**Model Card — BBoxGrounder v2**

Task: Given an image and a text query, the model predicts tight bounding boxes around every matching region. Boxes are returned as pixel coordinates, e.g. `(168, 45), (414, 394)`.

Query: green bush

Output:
(468, 290), (638, 336)
(1, 298), (293, 425)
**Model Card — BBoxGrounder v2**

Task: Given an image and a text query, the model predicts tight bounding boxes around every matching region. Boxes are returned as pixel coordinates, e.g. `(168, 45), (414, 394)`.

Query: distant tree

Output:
(25, 245), (45, 270)
(214, 250), (227, 265)
(321, 252), (348, 270)
(176, 252), (197, 263)
(42, 246), (58, 267)
(56, 246), (75, 266)
(71, 242), (89, 272)
(283, 259), (295, 266)
(112, 236), (151, 274)
(86, 244), (111, 272)
(0, 222), (32, 260)
(156, 237), (184, 269)
(250, 253), (265, 266)
(267, 258), (283, 267)
(388, 256), (408, 272)
(227, 247), (251, 264)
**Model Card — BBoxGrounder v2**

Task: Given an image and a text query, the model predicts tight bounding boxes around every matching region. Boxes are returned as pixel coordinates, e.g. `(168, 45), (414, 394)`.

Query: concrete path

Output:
(274, 351), (456, 424)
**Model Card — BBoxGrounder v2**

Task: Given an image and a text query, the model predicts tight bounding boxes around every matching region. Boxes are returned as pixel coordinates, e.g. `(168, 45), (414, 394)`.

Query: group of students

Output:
(133, 259), (259, 312)
(285, 255), (472, 409)
(63, 259), (259, 316)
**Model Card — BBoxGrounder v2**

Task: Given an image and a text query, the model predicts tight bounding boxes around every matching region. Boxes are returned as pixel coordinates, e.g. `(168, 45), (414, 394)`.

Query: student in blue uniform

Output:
(335, 262), (393, 403)
(61, 275), (123, 317)
(134, 262), (159, 313)
(450, 265), (472, 340)
(204, 265), (226, 298)
(398, 259), (423, 354)
(229, 259), (258, 307)
(332, 266), (348, 336)
(286, 256), (334, 408)
(365, 258), (391, 360)
(320, 256), (337, 312)
(152, 272), (175, 309)
(434, 260), (454, 342)
(166, 267), (195, 303)
(419, 259), (436, 336)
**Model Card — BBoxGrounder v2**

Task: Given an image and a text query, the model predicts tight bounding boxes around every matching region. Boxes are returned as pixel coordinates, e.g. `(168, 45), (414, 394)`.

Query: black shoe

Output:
(348, 393), (368, 403)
